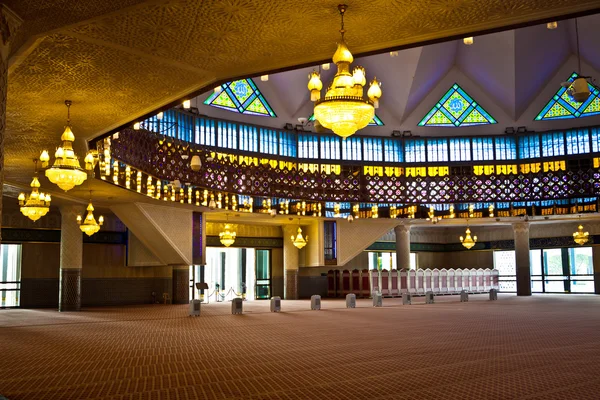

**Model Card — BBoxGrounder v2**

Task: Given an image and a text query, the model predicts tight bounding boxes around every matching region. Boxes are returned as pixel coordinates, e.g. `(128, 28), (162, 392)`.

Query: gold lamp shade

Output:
(460, 227), (477, 250)
(308, 4), (381, 139)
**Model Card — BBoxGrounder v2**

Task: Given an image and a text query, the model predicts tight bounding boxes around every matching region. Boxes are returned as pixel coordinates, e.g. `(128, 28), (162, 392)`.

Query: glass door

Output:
(1, 244), (22, 308)
(255, 249), (271, 299)
(543, 248), (568, 292)
(568, 247), (594, 293)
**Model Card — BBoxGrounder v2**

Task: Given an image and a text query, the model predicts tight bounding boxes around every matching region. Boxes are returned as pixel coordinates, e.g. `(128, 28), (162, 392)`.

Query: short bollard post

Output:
(372, 292), (383, 307)
(425, 291), (435, 304)
(270, 296), (281, 312)
(311, 295), (321, 310)
(231, 297), (243, 314)
(346, 293), (356, 308)
(460, 290), (469, 302)
(489, 288), (498, 301)
(402, 293), (411, 305)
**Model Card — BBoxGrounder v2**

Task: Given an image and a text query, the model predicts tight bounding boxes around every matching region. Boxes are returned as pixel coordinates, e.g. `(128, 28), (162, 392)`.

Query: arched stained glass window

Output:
(204, 79), (276, 117)
(418, 83), (497, 127)
(308, 113), (384, 126)
(534, 72), (600, 121)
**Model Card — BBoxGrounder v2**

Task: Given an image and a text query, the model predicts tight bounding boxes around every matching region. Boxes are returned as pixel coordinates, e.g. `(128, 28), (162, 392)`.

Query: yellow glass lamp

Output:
(573, 217), (589, 246)
(309, 4), (381, 139)
(460, 227), (477, 250)
(44, 100), (88, 191)
(291, 219), (308, 249)
(219, 214), (236, 247)
(77, 193), (104, 236)
(18, 160), (51, 222)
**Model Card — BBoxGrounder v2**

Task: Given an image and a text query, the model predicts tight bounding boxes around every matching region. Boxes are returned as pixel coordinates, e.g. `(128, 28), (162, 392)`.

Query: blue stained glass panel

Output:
(541, 132), (564, 157)
(384, 139), (403, 162)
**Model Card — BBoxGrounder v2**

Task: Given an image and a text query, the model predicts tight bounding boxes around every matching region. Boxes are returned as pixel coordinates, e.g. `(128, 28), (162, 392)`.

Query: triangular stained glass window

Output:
(204, 78), (276, 117)
(418, 83), (497, 127)
(534, 72), (600, 120)
(308, 113), (384, 126)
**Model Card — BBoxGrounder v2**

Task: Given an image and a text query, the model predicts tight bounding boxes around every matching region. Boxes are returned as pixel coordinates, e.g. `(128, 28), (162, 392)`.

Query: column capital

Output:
(512, 222), (530, 234)
(394, 223), (411, 234)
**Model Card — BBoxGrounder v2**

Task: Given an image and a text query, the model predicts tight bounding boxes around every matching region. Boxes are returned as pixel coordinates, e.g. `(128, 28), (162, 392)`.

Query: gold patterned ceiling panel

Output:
(65, 0), (600, 75)
(4, 0), (600, 195)
(5, 33), (209, 180)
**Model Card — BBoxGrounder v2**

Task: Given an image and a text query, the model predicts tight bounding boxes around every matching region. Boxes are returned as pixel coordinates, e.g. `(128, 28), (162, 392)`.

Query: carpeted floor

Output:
(1, 294), (600, 399)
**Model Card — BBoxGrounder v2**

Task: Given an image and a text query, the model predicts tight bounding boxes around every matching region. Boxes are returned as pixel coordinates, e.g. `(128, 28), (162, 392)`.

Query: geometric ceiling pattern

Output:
(418, 83), (497, 127)
(535, 72), (600, 120)
(204, 79), (276, 117)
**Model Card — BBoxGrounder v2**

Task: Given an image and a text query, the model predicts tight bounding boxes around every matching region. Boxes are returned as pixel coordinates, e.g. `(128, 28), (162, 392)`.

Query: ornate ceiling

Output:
(4, 0), (600, 202)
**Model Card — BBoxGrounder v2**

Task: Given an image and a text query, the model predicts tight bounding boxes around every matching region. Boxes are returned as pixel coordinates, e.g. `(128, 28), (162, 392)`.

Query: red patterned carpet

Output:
(2, 294), (600, 399)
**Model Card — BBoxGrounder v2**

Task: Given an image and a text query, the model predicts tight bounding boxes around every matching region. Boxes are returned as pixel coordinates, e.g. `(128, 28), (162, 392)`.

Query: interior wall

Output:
(19, 242), (172, 308)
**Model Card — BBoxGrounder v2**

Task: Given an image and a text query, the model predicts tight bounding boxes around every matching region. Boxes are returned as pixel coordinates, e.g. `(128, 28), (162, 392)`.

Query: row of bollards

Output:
(190, 289), (500, 316)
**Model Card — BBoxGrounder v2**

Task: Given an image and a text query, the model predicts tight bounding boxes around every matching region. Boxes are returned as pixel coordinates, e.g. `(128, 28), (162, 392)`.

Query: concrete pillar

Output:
(513, 222), (531, 296)
(172, 265), (189, 304)
(59, 206), (84, 311)
(283, 225), (299, 299)
(394, 224), (411, 270)
(592, 246), (600, 295)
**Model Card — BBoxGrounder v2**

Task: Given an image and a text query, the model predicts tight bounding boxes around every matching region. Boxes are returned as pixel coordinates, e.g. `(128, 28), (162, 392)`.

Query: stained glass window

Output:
(320, 136), (340, 160)
(518, 134), (540, 159)
(308, 113), (384, 126)
(427, 139), (448, 162)
(541, 132), (564, 157)
(535, 73), (600, 121)
(472, 137), (494, 161)
(384, 139), (403, 162)
(239, 125), (258, 152)
(260, 128), (278, 155)
(449, 138), (471, 161)
(405, 139), (426, 163)
(204, 79), (276, 117)
(565, 129), (590, 155)
(342, 137), (362, 161)
(495, 136), (517, 160)
(363, 137), (383, 162)
(418, 83), (497, 127)
(298, 133), (319, 158)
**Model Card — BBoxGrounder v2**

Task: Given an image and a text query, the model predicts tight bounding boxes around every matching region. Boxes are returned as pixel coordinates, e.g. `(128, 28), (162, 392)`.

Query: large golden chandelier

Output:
(308, 4), (382, 139)
(18, 160), (51, 222)
(44, 100), (88, 191)
(291, 219), (308, 249)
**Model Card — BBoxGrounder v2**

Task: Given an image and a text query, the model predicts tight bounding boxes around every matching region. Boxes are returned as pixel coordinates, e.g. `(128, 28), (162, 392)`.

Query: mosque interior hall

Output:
(3, 1), (600, 399)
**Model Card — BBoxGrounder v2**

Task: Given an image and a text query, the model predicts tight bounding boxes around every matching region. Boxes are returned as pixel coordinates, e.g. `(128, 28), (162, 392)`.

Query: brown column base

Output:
(59, 268), (81, 311)
(172, 268), (189, 304)
(284, 269), (298, 300)
(516, 268), (532, 296)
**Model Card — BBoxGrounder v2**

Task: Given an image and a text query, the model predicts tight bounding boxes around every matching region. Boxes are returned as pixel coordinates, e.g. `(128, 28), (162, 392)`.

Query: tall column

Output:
(513, 222), (531, 296)
(59, 206), (84, 311)
(592, 246), (600, 295)
(394, 224), (411, 270)
(172, 265), (189, 304)
(283, 225), (299, 300)
(0, 6), (22, 243)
